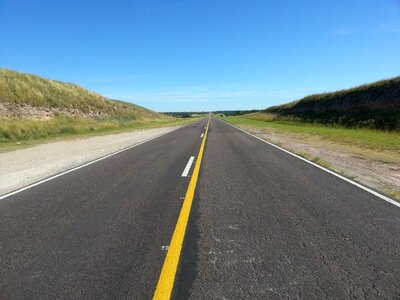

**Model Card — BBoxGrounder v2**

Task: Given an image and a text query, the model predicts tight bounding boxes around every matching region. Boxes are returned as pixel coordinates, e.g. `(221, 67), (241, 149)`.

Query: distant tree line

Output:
(164, 110), (260, 118)
(213, 110), (260, 116)
(163, 111), (209, 118)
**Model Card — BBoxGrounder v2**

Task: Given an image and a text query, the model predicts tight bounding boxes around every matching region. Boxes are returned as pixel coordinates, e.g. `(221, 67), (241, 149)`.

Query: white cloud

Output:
(330, 29), (355, 37)
(373, 22), (400, 33)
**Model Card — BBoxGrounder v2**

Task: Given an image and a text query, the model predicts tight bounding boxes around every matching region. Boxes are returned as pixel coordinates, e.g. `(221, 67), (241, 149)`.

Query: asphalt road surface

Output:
(1, 117), (399, 299)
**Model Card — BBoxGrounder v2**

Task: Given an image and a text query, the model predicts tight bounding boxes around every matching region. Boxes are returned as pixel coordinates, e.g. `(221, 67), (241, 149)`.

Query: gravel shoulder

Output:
(0, 126), (180, 196)
(231, 124), (400, 202)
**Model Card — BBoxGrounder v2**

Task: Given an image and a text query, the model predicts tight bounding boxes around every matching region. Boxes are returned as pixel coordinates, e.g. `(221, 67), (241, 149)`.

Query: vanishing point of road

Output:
(0, 117), (399, 299)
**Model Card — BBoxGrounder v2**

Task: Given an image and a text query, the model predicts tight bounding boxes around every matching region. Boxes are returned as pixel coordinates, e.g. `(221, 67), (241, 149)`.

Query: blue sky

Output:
(1, 0), (400, 112)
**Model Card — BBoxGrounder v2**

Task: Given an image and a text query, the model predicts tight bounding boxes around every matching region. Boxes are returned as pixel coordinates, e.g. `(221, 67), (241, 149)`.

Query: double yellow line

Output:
(153, 118), (210, 299)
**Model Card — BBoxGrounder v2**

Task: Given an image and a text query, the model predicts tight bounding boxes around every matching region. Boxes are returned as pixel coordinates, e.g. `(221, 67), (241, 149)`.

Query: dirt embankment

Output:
(0, 102), (109, 120)
(266, 76), (400, 130)
(280, 84), (400, 114)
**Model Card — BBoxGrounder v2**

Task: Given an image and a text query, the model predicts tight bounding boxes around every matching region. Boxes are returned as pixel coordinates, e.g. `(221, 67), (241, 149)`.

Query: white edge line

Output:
(201, 133), (204, 138)
(222, 120), (400, 208)
(0, 119), (204, 201)
(182, 156), (195, 177)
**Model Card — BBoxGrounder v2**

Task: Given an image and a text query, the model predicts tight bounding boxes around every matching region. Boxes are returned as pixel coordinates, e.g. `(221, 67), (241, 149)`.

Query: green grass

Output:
(0, 68), (163, 119)
(0, 117), (200, 152)
(0, 68), (201, 150)
(222, 114), (400, 152)
(383, 189), (400, 201)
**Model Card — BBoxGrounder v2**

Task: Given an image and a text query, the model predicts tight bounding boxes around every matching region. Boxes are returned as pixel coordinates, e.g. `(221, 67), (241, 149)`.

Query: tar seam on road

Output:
(181, 156), (195, 177)
(153, 118), (210, 300)
(0, 120), (202, 201)
(223, 120), (400, 209)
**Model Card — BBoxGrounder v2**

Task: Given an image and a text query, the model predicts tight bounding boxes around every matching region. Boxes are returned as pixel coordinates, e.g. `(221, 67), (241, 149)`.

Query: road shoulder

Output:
(221, 118), (400, 202)
(0, 126), (181, 196)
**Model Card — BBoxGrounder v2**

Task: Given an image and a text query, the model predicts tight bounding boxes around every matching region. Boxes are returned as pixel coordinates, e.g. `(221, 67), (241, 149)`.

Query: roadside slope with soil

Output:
(0, 68), (180, 146)
(266, 76), (400, 130)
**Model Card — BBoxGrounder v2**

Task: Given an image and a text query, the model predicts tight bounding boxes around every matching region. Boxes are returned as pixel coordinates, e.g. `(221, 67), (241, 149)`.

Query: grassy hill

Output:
(0, 68), (162, 120)
(266, 77), (400, 130)
(0, 68), (176, 145)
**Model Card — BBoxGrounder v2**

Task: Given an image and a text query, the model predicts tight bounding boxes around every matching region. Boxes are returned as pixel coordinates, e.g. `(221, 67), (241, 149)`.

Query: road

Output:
(0, 117), (399, 299)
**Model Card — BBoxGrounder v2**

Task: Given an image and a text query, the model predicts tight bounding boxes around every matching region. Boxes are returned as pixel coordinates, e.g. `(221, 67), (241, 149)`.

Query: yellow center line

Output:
(153, 117), (211, 300)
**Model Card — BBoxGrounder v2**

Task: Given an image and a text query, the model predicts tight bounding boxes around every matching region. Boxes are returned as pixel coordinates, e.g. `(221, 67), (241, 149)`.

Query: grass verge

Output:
(222, 113), (400, 164)
(221, 114), (400, 202)
(0, 117), (200, 153)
